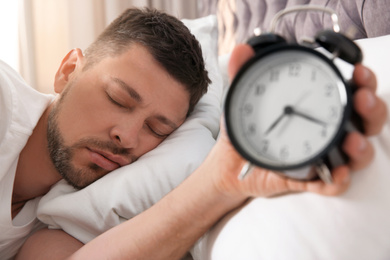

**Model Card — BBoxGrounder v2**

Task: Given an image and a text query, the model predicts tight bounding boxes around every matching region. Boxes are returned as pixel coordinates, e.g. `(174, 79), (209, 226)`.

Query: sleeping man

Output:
(0, 8), (386, 260)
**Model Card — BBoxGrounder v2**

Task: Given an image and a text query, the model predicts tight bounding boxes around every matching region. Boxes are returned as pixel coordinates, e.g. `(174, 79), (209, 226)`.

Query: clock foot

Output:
(315, 162), (333, 184)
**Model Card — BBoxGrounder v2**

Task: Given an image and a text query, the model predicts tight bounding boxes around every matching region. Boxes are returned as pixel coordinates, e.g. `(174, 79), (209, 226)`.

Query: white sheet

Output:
(192, 35), (390, 260)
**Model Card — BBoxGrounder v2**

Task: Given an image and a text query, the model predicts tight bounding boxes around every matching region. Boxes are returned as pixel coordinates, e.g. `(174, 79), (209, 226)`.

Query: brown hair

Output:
(83, 8), (210, 116)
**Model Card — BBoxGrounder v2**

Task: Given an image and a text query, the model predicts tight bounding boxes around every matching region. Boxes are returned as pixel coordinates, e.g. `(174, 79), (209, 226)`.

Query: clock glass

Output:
(225, 46), (350, 170)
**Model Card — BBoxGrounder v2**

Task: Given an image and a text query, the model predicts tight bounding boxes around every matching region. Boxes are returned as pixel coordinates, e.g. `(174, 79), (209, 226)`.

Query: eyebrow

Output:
(110, 77), (179, 130)
(111, 77), (143, 103)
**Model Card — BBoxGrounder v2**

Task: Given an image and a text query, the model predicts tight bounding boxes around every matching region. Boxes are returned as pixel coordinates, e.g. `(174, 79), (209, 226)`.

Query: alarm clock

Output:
(224, 30), (363, 183)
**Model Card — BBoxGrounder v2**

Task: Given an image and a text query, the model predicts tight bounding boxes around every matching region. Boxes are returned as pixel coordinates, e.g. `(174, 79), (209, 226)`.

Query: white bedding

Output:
(36, 14), (390, 260)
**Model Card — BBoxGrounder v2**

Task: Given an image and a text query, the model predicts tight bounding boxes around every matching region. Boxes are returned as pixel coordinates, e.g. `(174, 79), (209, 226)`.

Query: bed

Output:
(37, 1), (390, 259)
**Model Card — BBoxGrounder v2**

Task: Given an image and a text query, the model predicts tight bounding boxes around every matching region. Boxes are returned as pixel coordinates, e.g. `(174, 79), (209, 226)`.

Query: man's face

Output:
(48, 44), (189, 189)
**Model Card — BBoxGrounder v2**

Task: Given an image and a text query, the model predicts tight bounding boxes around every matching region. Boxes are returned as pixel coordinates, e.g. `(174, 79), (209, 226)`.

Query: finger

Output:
(354, 88), (388, 136)
(285, 166), (350, 196)
(228, 44), (255, 81)
(342, 132), (374, 170)
(353, 64), (377, 92)
(352, 64), (387, 135)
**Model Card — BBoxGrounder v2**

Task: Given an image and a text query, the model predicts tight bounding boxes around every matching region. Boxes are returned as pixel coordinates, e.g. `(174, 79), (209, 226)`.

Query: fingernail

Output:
(357, 134), (368, 151)
(364, 90), (376, 109)
(361, 67), (371, 81)
(343, 173), (350, 184)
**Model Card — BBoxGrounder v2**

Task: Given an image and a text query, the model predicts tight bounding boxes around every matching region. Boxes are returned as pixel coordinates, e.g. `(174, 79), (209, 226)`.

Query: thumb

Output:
(228, 44), (255, 81)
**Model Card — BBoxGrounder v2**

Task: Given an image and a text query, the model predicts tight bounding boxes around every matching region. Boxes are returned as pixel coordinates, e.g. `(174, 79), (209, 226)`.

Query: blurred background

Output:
(0, 0), (216, 94)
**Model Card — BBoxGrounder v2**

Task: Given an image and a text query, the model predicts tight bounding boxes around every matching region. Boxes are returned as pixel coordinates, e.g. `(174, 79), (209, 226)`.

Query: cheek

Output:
(55, 86), (115, 143)
(137, 130), (165, 156)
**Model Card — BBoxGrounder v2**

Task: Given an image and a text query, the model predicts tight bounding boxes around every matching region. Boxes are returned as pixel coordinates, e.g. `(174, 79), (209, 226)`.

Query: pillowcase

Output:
(37, 14), (223, 244)
(192, 34), (390, 260)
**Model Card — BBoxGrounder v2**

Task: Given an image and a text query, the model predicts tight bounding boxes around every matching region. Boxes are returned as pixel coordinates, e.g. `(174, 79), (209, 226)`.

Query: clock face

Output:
(225, 46), (351, 170)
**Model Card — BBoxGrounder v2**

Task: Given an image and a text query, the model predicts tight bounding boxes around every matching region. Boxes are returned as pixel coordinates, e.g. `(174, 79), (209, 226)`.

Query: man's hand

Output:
(210, 43), (388, 201)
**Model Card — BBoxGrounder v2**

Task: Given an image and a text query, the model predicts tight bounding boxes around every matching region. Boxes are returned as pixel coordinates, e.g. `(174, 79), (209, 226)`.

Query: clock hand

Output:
(264, 106), (293, 135)
(290, 107), (327, 127)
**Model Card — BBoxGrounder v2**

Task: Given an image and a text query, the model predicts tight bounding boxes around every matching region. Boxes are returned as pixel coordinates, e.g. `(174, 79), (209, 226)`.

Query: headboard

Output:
(198, 0), (390, 55)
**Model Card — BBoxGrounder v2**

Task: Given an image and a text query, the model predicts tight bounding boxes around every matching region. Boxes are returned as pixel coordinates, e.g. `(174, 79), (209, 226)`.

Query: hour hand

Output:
(264, 106), (292, 135)
(265, 112), (286, 135)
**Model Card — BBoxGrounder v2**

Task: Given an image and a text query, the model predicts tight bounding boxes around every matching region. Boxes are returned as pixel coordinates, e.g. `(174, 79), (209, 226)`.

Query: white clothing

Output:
(0, 60), (54, 259)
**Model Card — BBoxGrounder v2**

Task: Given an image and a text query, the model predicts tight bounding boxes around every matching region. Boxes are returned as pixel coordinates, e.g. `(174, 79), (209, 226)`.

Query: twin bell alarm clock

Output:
(224, 6), (363, 183)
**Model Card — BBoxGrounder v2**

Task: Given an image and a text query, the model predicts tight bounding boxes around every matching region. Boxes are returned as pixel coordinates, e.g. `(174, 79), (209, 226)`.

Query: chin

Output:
(61, 163), (108, 190)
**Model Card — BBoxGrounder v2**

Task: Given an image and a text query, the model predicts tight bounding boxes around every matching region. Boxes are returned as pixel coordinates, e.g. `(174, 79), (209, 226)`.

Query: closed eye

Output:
(147, 125), (168, 138)
(106, 92), (127, 109)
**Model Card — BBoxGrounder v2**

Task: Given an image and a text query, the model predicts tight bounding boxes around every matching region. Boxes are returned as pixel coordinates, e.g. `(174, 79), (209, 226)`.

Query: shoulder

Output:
(0, 60), (54, 141)
(0, 60), (19, 141)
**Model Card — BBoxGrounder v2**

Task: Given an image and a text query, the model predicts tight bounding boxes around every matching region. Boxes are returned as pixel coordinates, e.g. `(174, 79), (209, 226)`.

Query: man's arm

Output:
(16, 229), (83, 260)
(16, 147), (250, 260)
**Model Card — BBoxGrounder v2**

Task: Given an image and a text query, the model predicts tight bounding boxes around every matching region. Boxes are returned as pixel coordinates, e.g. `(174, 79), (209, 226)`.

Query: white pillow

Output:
(192, 35), (390, 260)
(37, 15), (223, 244)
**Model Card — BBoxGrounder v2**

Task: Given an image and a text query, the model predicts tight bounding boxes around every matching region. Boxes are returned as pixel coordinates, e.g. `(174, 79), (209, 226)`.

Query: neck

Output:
(13, 103), (62, 208)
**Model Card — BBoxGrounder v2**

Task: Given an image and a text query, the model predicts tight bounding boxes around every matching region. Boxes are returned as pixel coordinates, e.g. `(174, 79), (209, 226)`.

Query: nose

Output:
(110, 118), (143, 149)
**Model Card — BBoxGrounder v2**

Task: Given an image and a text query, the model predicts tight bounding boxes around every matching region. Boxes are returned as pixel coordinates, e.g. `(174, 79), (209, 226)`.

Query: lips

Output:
(87, 148), (130, 171)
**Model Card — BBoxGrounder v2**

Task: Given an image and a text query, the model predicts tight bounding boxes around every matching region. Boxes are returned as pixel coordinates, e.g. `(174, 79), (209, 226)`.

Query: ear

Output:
(54, 48), (84, 93)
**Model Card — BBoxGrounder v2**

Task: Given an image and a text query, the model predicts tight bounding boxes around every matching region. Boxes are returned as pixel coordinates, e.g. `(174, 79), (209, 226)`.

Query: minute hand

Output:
(290, 108), (327, 127)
